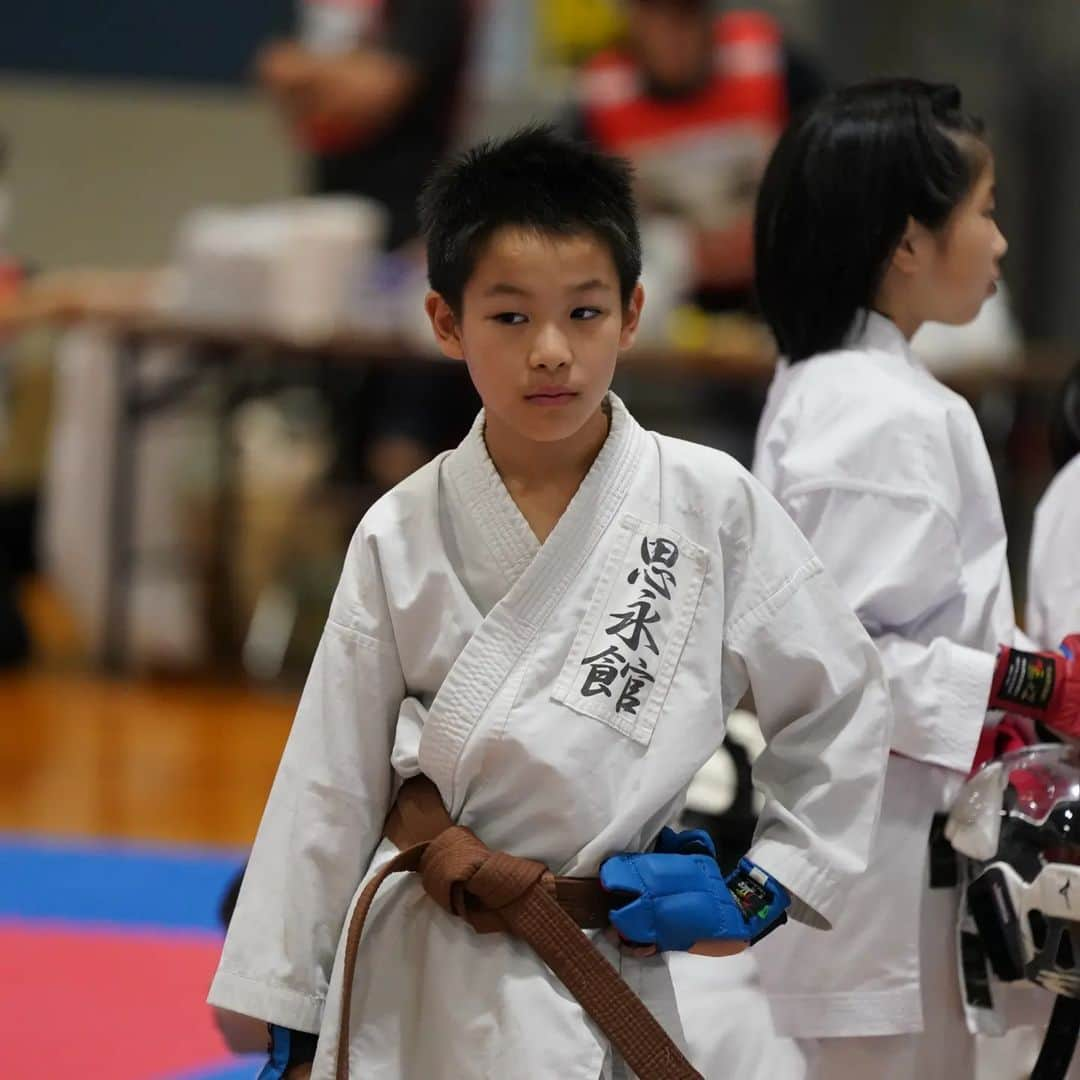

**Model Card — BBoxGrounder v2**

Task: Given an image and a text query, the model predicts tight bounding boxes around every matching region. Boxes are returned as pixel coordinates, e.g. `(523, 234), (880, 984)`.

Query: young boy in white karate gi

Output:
(208, 125), (893, 1080)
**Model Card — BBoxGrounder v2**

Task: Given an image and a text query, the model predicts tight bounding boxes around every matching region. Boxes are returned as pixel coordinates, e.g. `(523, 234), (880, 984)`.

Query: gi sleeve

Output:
(207, 524), (406, 1032)
(784, 482), (995, 774)
(721, 480), (893, 930)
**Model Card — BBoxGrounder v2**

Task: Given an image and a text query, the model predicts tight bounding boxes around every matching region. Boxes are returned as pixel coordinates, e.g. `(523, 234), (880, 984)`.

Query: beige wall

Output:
(0, 76), (300, 269)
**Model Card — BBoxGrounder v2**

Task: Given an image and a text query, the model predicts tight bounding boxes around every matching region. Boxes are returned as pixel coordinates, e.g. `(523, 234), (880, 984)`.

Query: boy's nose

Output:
(528, 324), (572, 369)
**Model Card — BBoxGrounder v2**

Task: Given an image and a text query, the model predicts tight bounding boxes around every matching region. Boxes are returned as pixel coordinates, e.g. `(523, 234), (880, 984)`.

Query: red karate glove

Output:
(988, 634), (1080, 741)
(970, 713), (1039, 776)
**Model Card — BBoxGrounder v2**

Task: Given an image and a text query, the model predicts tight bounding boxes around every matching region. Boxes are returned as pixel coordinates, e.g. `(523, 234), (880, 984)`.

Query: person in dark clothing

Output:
(258, 0), (479, 491)
(259, 0), (473, 248)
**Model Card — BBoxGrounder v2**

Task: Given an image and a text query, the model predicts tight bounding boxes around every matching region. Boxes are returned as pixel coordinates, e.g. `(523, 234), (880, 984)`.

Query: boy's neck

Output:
(484, 402), (611, 543)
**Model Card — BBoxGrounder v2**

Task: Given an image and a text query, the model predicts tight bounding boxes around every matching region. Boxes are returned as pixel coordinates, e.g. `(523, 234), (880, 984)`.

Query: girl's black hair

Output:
(754, 78), (988, 362)
(418, 124), (641, 314)
(1050, 362), (1080, 473)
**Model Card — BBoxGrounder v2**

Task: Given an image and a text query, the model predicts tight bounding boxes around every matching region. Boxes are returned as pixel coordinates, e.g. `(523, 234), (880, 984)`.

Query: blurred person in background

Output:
(257, 0), (479, 493)
(566, 0), (826, 464)
(569, 0), (823, 312)
(258, 0), (471, 251)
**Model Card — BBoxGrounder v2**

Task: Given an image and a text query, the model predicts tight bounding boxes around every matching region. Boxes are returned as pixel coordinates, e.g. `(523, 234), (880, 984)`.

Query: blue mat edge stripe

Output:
(0, 833), (247, 931)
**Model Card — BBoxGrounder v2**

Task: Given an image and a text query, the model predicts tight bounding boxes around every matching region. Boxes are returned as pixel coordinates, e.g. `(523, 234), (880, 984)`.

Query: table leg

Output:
(103, 333), (140, 672)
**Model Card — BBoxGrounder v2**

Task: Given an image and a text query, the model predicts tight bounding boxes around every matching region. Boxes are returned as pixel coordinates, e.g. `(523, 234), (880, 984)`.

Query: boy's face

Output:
(426, 226), (643, 448)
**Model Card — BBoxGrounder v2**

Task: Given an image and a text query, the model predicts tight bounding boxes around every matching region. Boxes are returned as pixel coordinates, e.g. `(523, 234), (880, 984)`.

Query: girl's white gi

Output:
(753, 312), (1022, 1077)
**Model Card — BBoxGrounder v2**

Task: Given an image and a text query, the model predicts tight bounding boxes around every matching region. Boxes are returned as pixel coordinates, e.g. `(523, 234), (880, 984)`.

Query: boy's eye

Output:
(571, 307), (603, 320)
(491, 312), (527, 325)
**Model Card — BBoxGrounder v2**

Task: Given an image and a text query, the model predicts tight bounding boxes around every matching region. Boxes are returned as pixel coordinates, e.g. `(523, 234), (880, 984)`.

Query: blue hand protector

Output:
(600, 851), (790, 951)
(258, 1025), (318, 1080)
(655, 825), (717, 857)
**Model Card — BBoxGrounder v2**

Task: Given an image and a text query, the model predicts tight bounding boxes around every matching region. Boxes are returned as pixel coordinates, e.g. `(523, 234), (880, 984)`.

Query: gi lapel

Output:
(418, 395), (648, 805)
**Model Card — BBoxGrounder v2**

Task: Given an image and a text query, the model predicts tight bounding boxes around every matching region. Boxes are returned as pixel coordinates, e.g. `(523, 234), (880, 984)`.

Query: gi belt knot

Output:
(419, 824), (551, 934)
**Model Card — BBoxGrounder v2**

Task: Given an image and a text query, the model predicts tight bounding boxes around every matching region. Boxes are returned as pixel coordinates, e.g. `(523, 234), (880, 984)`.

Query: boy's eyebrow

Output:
(483, 282), (532, 297)
(482, 279), (614, 297)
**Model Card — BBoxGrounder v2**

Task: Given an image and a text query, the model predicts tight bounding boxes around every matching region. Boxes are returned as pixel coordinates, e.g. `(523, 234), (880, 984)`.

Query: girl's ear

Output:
(425, 291), (466, 361)
(891, 217), (928, 276)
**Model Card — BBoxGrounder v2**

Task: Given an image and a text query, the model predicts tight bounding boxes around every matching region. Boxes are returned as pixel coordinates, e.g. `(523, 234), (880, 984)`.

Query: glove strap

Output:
(990, 646), (1058, 717)
(727, 858), (790, 944)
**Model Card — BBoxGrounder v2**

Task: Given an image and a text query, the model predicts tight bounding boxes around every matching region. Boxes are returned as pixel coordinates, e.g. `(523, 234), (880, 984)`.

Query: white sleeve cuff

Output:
(207, 968), (323, 1034)
(888, 641), (995, 774)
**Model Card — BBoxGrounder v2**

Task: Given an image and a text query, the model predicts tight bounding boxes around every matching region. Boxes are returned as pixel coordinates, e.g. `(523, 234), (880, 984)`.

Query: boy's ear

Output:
(618, 282), (646, 351)
(425, 291), (465, 360)
(890, 217), (927, 276)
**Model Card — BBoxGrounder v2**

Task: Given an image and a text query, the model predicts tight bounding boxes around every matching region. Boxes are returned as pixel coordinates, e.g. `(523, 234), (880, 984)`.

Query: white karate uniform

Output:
(752, 312), (1016, 1076)
(978, 454), (1080, 1079)
(1027, 453), (1080, 650)
(209, 394), (892, 1079)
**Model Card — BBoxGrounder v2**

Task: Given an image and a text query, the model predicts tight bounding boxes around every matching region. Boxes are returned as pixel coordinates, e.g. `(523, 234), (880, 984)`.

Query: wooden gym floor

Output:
(0, 580), (296, 848)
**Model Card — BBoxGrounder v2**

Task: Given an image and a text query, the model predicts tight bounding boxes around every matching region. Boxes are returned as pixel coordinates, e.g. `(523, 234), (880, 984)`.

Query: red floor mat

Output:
(0, 921), (239, 1079)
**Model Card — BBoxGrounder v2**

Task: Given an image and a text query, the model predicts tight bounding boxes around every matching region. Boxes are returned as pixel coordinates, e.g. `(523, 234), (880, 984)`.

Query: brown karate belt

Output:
(335, 775), (703, 1080)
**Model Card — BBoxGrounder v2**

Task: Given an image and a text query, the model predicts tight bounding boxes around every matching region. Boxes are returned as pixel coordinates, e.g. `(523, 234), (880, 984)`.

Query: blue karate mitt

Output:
(655, 825), (717, 857)
(600, 847), (789, 952)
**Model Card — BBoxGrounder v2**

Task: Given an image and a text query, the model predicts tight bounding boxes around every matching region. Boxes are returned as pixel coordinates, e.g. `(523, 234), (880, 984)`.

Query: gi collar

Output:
(843, 309), (916, 366)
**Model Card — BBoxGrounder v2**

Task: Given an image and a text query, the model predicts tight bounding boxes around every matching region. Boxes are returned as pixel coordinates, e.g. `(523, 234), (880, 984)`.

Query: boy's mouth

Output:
(525, 388), (578, 404)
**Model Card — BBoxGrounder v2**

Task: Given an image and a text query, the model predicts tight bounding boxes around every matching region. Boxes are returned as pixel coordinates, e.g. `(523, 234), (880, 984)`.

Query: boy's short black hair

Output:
(419, 125), (641, 313)
(754, 78), (988, 363)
